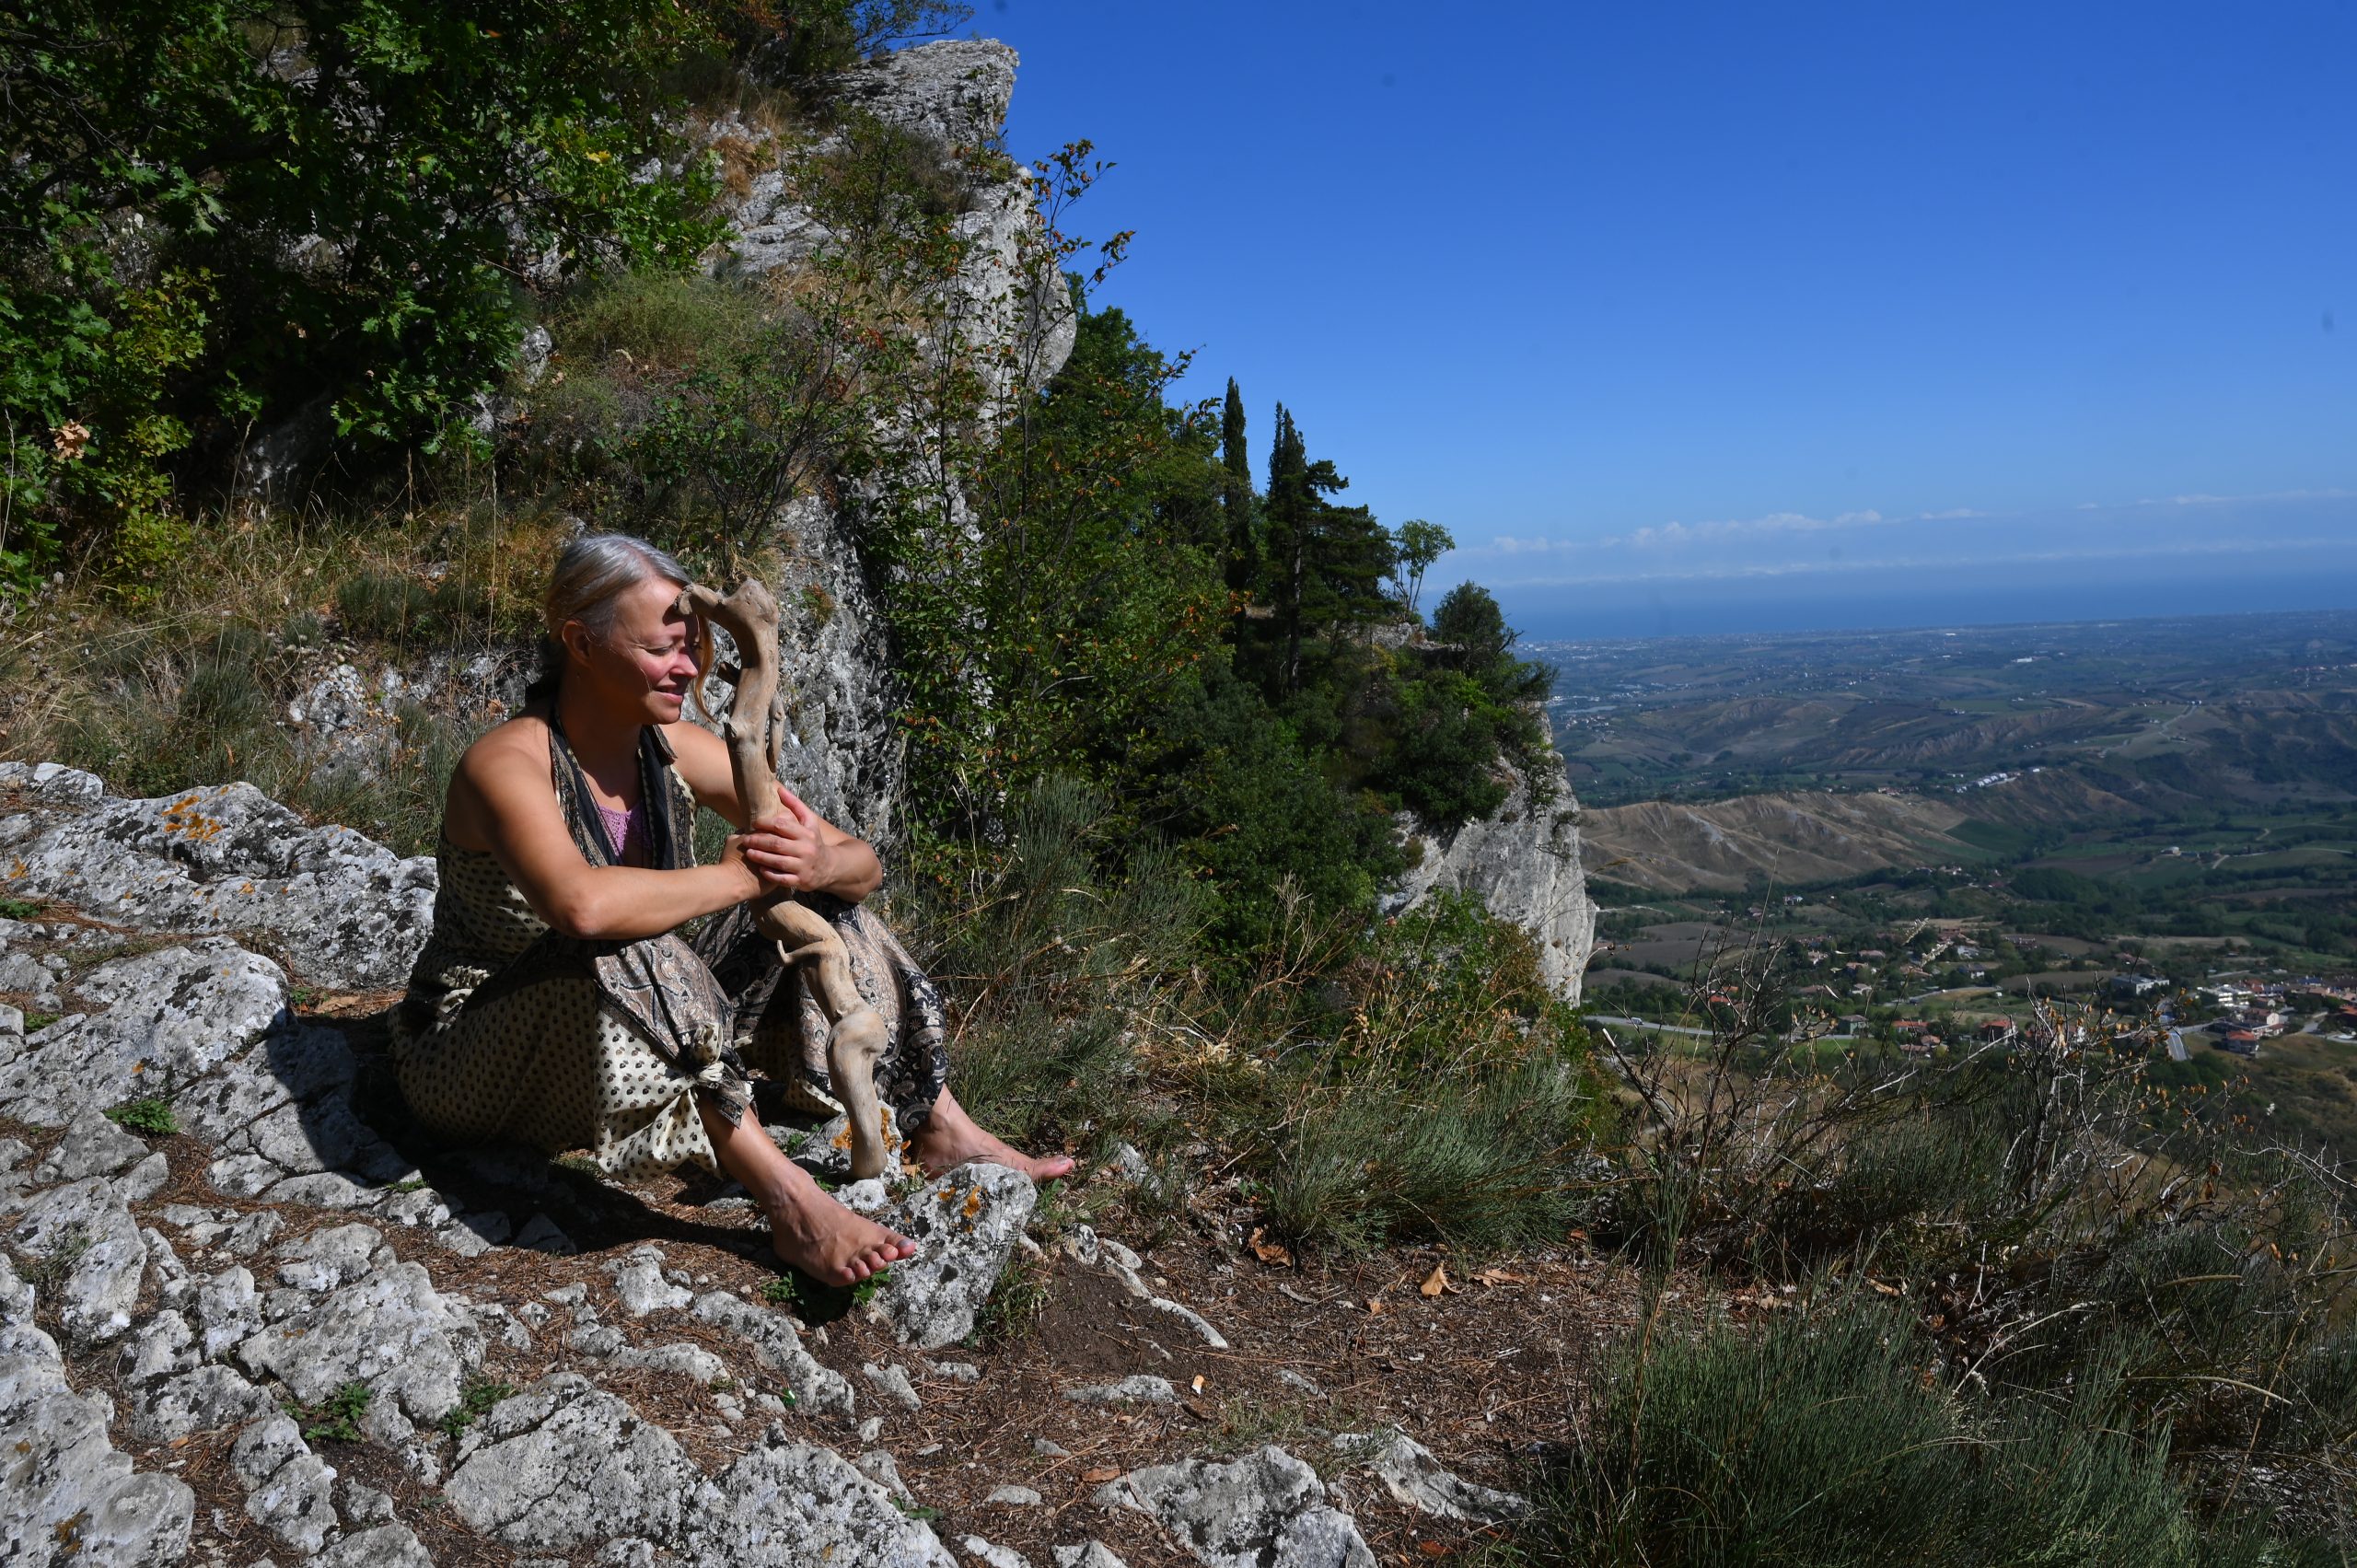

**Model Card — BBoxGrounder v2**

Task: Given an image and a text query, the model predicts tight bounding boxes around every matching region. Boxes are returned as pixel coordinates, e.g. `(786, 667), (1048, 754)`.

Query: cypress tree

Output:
(1221, 378), (1256, 594)
(1263, 404), (1310, 692)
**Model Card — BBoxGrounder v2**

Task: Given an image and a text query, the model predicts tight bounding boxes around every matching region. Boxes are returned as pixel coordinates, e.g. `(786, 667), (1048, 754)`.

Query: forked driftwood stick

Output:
(677, 580), (895, 1179)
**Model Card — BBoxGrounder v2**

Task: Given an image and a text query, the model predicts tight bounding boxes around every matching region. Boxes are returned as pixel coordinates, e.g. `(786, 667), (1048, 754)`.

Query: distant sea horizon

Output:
(1496, 563), (2357, 643)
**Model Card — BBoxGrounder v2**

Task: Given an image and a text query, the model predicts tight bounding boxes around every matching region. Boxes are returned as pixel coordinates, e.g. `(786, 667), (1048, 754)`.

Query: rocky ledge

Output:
(0, 761), (1545, 1567)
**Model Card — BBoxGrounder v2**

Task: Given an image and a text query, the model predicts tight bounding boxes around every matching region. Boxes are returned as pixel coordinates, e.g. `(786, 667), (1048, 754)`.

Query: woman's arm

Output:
(665, 721), (883, 901)
(451, 725), (786, 941)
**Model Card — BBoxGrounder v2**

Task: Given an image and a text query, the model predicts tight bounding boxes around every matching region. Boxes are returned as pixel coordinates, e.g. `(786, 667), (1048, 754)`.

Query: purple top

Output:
(595, 799), (649, 867)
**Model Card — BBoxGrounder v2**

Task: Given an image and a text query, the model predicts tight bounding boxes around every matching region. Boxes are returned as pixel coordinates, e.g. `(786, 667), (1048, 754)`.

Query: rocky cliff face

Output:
(1391, 746), (1599, 1005)
(0, 760), (1534, 1567)
(699, 40), (1077, 845)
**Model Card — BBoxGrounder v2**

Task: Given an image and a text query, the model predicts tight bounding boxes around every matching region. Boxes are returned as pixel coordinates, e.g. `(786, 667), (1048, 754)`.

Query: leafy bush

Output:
(0, 0), (724, 590)
(105, 1098), (179, 1136)
(1145, 663), (1401, 963)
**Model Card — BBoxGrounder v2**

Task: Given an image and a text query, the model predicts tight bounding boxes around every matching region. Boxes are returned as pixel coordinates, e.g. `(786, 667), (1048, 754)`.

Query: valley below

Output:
(1546, 609), (2357, 1154)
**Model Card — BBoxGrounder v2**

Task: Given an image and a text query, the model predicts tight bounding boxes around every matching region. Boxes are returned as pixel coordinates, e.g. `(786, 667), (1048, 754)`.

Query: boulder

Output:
(0, 939), (287, 1126)
(609, 1249), (695, 1316)
(684, 1434), (957, 1567)
(12, 1178), (145, 1347)
(870, 1161), (1037, 1350)
(1065, 1376), (1177, 1407)
(1332, 1429), (1531, 1525)
(235, 1260), (480, 1423)
(445, 1374), (703, 1550)
(0, 1268), (195, 1566)
(1052, 1547), (1130, 1568)
(124, 1363), (276, 1444)
(690, 1290), (857, 1415)
(191, 1265), (264, 1358)
(273, 1223), (394, 1294)
(29, 1108), (153, 1184)
(313, 1525), (435, 1568)
(233, 1413), (342, 1555)
(1095, 1446), (1375, 1568)
(0, 770), (435, 989)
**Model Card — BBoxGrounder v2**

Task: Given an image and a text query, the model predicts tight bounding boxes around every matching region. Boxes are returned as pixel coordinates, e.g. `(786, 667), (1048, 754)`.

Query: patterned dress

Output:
(389, 719), (950, 1180)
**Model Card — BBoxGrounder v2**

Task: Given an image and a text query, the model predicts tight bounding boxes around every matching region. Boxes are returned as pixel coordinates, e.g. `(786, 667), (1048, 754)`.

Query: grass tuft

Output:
(1513, 1295), (2326, 1567)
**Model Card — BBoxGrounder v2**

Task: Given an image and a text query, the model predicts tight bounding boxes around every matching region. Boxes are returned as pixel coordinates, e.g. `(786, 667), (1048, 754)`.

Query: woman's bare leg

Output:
(903, 1086), (1076, 1182)
(698, 1098), (916, 1284)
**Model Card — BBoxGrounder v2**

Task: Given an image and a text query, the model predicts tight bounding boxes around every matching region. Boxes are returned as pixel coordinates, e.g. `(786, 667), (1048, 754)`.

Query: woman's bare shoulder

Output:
(661, 718), (726, 767)
(459, 712), (552, 781)
(446, 714), (556, 848)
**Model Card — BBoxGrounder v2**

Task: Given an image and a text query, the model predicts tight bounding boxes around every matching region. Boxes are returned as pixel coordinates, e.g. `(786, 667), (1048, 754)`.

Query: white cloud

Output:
(1458, 487), (2356, 572)
(1476, 533), (2352, 589)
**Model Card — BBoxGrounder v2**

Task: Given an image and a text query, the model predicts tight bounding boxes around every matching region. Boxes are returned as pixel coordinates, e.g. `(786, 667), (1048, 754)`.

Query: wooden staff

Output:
(676, 580), (895, 1180)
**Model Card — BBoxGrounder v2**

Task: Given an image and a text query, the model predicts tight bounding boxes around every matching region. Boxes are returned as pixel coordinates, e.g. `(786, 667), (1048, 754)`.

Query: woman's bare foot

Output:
(906, 1087), (1076, 1182)
(768, 1178), (917, 1285)
(697, 1095), (916, 1285)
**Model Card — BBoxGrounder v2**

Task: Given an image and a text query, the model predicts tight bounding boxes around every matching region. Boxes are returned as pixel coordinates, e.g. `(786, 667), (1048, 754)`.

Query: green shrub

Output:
(296, 1380), (373, 1445)
(561, 273), (768, 372)
(1259, 1047), (1596, 1253)
(0, 2), (722, 594)
(911, 778), (1199, 1158)
(105, 1098), (179, 1136)
(1229, 895), (1601, 1252)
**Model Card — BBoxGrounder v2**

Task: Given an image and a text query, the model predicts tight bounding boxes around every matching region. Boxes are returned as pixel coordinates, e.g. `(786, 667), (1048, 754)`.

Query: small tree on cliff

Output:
(1389, 518), (1453, 616)
(1433, 582), (1553, 703)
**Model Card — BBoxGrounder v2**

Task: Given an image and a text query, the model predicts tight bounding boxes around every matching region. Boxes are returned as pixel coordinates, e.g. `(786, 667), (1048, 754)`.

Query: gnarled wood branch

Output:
(676, 579), (895, 1179)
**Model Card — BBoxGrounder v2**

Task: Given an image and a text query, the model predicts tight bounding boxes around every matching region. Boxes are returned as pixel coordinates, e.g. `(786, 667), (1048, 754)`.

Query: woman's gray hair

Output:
(544, 532), (693, 641)
(526, 532), (709, 706)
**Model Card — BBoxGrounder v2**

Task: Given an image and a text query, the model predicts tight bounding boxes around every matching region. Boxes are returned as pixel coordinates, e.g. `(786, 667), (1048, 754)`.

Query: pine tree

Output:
(1220, 378), (1256, 595)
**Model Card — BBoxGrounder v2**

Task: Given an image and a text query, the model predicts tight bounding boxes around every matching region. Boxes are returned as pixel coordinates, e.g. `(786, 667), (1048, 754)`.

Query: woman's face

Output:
(564, 574), (700, 726)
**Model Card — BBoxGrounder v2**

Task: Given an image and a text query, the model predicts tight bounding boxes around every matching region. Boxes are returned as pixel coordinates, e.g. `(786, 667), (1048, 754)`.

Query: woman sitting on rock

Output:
(392, 533), (1072, 1284)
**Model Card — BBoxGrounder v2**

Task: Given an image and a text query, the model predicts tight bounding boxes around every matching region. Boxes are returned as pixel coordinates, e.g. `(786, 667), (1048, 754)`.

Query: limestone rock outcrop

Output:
(690, 39), (1075, 844)
(1392, 745), (1598, 1004)
(0, 757), (1252, 1568)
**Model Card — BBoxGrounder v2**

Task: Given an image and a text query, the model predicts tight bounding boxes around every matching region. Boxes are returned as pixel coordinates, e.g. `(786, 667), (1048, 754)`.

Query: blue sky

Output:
(977, 1), (2357, 635)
